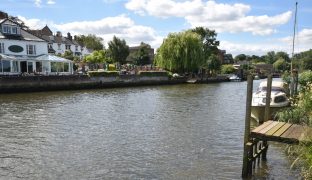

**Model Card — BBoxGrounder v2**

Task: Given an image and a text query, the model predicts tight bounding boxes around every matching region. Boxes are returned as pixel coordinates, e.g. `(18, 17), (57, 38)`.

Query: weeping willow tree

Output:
(155, 31), (204, 73)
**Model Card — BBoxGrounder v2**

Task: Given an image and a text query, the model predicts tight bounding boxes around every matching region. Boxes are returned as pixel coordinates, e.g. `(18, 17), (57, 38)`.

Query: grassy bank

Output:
(277, 70), (312, 178)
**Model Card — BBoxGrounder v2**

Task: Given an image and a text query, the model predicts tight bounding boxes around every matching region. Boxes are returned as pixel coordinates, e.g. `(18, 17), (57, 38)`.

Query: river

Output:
(0, 81), (301, 179)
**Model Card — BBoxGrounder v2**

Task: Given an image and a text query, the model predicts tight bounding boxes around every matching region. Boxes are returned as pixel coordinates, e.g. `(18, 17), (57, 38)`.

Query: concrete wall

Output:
(0, 75), (184, 93)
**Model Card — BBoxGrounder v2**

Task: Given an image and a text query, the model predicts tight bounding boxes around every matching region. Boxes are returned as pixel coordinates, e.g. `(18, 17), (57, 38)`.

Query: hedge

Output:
(88, 71), (119, 77)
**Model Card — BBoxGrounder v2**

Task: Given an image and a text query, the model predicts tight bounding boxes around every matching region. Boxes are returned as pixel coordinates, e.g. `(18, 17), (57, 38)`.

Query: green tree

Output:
(221, 64), (236, 74)
(234, 54), (247, 63)
(190, 27), (219, 59)
(155, 31), (204, 73)
(75, 34), (104, 51)
(84, 50), (107, 64)
(273, 58), (287, 72)
(275, 51), (290, 63)
(62, 50), (74, 60)
(107, 36), (130, 64)
(207, 54), (221, 75)
(265, 51), (276, 64)
(129, 42), (151, 65)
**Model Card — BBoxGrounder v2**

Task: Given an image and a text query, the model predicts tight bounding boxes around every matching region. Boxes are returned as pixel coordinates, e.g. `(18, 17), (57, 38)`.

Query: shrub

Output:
(299, 70), (312, 90)
(88, 71), (119, 77)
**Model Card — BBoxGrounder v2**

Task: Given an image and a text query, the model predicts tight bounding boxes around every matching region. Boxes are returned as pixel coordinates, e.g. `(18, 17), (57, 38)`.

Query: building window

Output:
(12, 61), (19, 72)
(65, 45), (71, 50)
(11, 27), (17, 34)
(75, 45), (78, 51)
(57, 44), (61, 50)
(48, 43), (53, 49)
(2, 60), (11, 72)
(2, 25), (9, 33)
(26, 45), (36, 55)
(0, 43), (4, 53)
(2, 25), (20, 35)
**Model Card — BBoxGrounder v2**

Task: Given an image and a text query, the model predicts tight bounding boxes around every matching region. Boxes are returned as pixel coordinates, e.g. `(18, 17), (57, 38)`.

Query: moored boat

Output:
(251, 81), (290, 123)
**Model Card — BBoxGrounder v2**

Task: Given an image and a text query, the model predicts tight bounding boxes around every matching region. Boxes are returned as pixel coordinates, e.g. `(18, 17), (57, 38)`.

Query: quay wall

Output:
(0, 75), (185, 93)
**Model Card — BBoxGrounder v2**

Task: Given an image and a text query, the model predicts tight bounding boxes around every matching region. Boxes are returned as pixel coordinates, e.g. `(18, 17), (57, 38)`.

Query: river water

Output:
(0, 81), (301, 179)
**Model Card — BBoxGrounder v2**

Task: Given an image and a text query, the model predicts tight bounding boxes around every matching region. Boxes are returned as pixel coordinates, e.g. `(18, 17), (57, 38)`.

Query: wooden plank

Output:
(272, 123), (292, 137)
(286, 125), (305, 140)
(258, 121), (279, 134)
(265, 122), (286, 136)
(281, 124), (301, 138)
(299, 127), (312, 141)
(251, 121), (274, 133)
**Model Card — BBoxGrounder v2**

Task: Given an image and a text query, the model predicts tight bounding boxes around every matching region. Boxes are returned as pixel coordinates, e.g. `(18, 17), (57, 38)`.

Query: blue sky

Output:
(2, 0), (312, 56)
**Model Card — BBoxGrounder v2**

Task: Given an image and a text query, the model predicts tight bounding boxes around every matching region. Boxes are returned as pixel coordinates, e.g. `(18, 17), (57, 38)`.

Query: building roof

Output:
(0, 53), (72, 62)
(36, 54), (72, 62)
(0, 19), (45, 42)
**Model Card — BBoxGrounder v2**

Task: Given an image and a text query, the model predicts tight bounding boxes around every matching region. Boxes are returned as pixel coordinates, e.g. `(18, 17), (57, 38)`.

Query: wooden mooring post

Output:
(242, 75), (269, 178)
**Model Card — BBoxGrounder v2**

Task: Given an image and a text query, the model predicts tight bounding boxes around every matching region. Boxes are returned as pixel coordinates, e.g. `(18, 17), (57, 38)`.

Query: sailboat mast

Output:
(291, 2), (298, 63)
(290, 2), (298, 97)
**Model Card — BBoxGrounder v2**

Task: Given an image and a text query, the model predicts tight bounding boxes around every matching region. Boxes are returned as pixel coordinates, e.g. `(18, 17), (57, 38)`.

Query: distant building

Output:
(0, 17), (73, 75)
(218, 50), (233, 64)
(29, 26), (92, 57)
(253, 64), (274, 74)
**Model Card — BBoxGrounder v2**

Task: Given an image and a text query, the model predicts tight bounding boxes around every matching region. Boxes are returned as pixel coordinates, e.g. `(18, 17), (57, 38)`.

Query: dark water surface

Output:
(0, 81), (301, 179)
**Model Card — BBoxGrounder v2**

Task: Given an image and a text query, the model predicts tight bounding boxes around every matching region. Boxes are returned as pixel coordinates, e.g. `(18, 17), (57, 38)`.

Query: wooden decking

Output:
(251, 120), (312, 144)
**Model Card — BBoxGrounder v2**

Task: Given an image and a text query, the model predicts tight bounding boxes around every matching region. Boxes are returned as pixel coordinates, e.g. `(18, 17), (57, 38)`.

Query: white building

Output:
(0, 17), (73, 75)
(30, 26), (92, 58)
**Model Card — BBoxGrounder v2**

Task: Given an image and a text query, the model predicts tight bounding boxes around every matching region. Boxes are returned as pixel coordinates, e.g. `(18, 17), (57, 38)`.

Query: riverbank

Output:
(0, 73), (233, 93)
(0, 75), (185, 93)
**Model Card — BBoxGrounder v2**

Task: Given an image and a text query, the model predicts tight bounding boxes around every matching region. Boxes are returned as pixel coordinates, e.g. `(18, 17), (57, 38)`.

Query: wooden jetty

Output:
(251, 120), (312, 144)
(242, 75), (312, 178)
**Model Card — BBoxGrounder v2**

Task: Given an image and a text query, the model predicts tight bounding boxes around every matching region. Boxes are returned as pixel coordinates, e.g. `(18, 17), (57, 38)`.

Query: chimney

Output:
(67, 32), (72, 41)
(0, 11), (8, 19)
(56, 31), (62, 37)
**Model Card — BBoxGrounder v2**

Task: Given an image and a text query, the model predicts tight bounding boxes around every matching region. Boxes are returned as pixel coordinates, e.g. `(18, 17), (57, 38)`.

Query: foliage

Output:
(275, 51), (290, 62)
(221, 64), (236, 74)
(129, 42), (151, 65)
(138, 71), (168, 77)
(88, 71), (119, 77)
(75, 34), (104, 51)
(190, 27), (219, 58)
(207, 54), (221, 75)
(84, 50), (107, 64)
(276, 72), (312, 178)
(298, 70), (312, 90)
(155, 31), (204, 73)
(294, 49), (312, 71)
(273, 58), (287, 72)
(107, 36), (130, 64)
(282, 71), (291, 84)
(234, 54), (247, 62)
(62, 50), (74, 61)
(265, 51), (276, 64)
(107, 64), (116, 71)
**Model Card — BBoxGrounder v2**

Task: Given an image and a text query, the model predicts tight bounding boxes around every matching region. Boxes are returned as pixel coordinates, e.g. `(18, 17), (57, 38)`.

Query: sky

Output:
(1, 0), (312, 56)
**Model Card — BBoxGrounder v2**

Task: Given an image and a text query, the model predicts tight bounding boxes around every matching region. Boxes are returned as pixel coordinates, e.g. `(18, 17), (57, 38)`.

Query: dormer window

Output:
(2, 24), (21, 36)
(12, 27), (17, 34)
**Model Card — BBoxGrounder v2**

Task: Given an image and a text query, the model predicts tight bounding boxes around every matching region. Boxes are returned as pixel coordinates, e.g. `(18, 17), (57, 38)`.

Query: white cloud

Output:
(47, 0), (56, 5)
(34, 0), (42, 7)
(17, 16), (54, 29)
(279, 28), (312, 53)
(220, 28), (312, 56)
(125, 0), (292, 35)
(19, 15), (162, 48)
